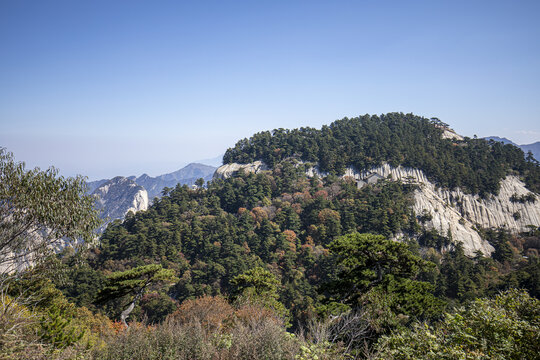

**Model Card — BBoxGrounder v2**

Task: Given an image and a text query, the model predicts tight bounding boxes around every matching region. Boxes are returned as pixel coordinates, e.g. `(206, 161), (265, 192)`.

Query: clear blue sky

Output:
(1, 0), (539, 180)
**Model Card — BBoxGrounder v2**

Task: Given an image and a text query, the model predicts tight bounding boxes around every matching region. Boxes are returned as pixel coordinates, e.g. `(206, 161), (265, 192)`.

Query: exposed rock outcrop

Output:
(217, 161), (540, 256)
(88, 163), (217, 202)
(441, 129), (464, 141)
(92, 176), (149, 232)
(87, 163), (217, 232)
(340, 163), (540, 256)
(213, 161), (268, 179)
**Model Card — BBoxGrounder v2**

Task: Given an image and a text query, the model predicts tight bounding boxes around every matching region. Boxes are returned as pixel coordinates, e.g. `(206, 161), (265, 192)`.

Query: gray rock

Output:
(92, 176), (149, 232)
(213, 161), (268, 179)
(218, 160), (539, 257)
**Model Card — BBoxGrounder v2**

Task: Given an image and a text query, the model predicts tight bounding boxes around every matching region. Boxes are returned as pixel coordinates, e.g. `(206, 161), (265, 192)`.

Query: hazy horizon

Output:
(2, 1), (539, 179)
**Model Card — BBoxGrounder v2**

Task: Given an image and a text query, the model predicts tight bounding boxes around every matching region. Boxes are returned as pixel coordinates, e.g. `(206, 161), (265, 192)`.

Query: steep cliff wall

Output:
(92, 176), (149, 232)
(341, 163), (540, 256)
(215, 161), (540, 256)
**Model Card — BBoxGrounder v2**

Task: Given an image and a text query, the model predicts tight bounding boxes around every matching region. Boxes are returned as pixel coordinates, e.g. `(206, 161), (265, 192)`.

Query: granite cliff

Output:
(92, 176), (149, 232)
(214, 161), (540, 256)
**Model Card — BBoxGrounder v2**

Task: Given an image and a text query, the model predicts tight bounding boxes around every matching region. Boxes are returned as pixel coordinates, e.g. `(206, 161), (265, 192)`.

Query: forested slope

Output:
(3, 114), (540, 358)
(66, 154), (539, 330)
(224, 113), (540, 195)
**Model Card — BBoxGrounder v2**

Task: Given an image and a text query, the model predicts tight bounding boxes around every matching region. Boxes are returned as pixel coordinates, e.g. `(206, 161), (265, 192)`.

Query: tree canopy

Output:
(223, 113), (540, 195)
(324, 233), (444, 323)
(0, 148), (99, 273)
(377, 289), (540, 359)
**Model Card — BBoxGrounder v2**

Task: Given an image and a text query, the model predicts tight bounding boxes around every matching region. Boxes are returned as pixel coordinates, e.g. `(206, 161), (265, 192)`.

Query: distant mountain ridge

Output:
(88, 162), (217, 230)
(91, 176), (149, 232)
(484, 136), (540, 161)
(134, 163), (217, 200)
(88, 163), (217, 199)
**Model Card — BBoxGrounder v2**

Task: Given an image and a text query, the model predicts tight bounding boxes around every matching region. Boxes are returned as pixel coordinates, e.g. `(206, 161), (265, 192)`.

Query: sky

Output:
(1, 0), (539, 180)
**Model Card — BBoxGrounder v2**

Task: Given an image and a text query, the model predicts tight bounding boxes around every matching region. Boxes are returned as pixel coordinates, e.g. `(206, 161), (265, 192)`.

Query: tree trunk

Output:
(120, 289), (144, 329)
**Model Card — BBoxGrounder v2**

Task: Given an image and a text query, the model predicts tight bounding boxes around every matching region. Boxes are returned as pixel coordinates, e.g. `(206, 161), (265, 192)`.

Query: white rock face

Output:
(93, 176), (149, 232)
(441, 129), (464, 141)
(344, 163), (540, 256)
(217, 161), (540, 256)
(213, 161), (269, 179)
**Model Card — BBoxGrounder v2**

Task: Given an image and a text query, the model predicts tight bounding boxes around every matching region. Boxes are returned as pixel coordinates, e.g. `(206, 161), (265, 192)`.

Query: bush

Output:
(168, 295), (234, 331)
(93, 314), (299, 360)
(92, 294), (305, 360)
(376, 289), (540, 359)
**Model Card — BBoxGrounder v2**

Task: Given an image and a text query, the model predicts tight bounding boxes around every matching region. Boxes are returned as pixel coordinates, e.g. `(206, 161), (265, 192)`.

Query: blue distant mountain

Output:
(483, 136), (516, 145)
(136, 163), (217, 200)
(484, 136), (540, 161)
(87, 162), (217, 200)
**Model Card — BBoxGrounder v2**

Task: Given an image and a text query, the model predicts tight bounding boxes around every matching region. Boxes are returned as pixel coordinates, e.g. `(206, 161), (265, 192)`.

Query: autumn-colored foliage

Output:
(169, 295), (234, 331)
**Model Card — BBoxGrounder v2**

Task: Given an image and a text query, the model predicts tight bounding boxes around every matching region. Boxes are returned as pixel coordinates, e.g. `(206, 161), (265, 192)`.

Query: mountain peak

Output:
(484, 136), (517, 146)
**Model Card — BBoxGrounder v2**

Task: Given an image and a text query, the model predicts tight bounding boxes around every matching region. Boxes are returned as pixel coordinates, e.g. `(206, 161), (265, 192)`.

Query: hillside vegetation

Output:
(224, 113), (540, 195)
(1, 114), (540, 359)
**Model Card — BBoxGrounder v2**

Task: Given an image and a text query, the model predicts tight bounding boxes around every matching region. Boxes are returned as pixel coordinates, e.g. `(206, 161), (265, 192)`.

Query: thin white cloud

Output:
(511, 130), (540, 144)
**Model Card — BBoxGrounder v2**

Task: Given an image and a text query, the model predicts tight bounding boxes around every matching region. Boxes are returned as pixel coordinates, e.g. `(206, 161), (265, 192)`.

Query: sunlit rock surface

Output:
(92, 176), (149, 232)
(216, 161), (539, 257)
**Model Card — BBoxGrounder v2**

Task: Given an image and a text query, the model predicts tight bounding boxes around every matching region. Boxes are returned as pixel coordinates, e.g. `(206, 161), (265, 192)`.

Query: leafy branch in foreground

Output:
(95, 264), (178, 328)
(377, 289), (540, 360)
(0, 148), (100, 273)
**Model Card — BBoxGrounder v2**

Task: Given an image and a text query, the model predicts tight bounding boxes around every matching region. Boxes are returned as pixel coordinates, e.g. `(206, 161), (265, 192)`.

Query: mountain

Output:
(483, 136), (516, 145)
(91, 176), (149, 232)
(135, 163), (217, 200)
(484, 136), (540, 161)
(521, 142), (540, 161)
(86, 163), (217, 229)
(70, 113), (540, 334)
(87, 178), (109, 194)
(220, 114), (540, 256)
(196, 154), (224, 167)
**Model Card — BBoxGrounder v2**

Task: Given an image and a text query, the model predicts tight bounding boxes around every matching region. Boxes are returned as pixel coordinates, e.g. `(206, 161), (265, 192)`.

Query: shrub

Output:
(376, 289), (540, 359)
(168, 295), (234, 331)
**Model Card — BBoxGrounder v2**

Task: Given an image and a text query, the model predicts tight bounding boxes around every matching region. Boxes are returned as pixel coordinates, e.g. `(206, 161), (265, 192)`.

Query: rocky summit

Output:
(92, 176), (149, 232)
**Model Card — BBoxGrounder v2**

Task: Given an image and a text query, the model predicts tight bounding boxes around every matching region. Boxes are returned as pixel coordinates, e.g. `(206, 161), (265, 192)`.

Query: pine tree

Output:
(95, 264), (178, 328)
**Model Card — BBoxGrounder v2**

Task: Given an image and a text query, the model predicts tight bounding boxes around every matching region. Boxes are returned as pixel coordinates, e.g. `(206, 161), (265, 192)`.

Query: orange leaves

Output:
(169, 295), (234, 331)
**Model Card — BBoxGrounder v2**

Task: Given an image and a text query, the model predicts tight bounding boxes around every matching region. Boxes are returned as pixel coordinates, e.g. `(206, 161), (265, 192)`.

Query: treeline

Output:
(223, 113), (540, 195)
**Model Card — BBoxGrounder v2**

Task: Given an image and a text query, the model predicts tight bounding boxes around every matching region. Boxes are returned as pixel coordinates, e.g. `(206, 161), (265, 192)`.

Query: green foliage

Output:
(223, 113), (540, 195)
(138, 292), (178, 324)
(320, 232), (445, 347)
(95, 170), (416, 327)
(231, 267), (281, 301)
(96, 264), (177, 306)
(325, 233), (436, 307)
(497, 257), (540, 299)
(510, 192), (536, 204)
(295, 341), (342, 360)
(377, 289), (540, 359)
(231, 267), (290, 325)
(39, 306), (85, 349)
(0, 148), (100, 270)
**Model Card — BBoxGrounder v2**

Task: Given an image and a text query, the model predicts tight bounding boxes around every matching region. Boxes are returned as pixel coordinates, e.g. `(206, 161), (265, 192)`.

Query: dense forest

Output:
(1, 114), (540, 359)
(224, 113), (540, 195)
